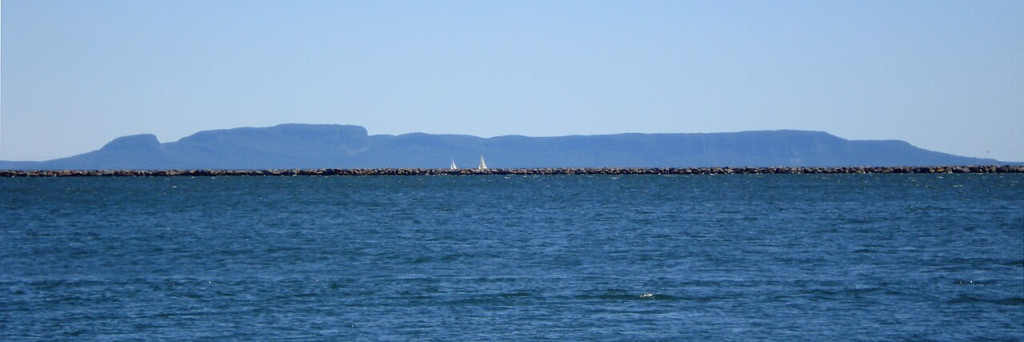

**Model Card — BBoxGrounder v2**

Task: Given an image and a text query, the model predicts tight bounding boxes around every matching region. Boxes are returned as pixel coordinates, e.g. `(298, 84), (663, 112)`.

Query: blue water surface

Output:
(2, 174), (1022, 340)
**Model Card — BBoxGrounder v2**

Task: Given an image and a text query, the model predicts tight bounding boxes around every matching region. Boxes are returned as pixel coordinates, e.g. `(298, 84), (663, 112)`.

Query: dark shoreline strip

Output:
(2, 165), (1022, 177)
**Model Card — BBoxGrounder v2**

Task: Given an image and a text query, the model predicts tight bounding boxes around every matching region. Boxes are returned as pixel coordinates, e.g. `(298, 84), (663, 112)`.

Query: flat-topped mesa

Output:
(2, 165), (1023, 177)
(2, 125), (1016, 170)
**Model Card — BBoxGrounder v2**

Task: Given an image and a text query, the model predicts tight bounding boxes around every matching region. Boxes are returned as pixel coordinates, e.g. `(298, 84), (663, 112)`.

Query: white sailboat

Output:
(478, 155), (488, 170)
(450, 160), (458, 170)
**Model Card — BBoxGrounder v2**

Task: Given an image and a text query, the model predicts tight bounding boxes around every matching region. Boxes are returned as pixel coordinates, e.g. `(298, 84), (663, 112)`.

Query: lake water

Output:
(2, 174), (1022, 340)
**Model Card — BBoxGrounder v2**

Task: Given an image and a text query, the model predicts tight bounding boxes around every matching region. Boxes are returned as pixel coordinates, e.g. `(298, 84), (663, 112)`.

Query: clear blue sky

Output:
(3, 0), (1022, 161)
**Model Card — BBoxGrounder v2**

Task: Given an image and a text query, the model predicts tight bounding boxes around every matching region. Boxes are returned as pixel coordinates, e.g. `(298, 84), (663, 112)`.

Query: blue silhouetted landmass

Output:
(0, 124), (1013, 170)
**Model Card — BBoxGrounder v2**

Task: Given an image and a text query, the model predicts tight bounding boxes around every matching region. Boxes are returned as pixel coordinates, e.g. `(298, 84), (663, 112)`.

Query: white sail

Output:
(478, 155), (488, 170)
(450, 160), (458, 170)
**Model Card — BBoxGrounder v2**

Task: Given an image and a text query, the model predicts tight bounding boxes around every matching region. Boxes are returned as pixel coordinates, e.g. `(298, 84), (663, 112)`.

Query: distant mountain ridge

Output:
(0, 124), (1011, 170)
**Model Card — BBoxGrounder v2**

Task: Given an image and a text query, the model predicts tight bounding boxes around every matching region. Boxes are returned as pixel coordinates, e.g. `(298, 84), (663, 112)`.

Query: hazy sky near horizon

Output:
(2, 0), (1023, 161)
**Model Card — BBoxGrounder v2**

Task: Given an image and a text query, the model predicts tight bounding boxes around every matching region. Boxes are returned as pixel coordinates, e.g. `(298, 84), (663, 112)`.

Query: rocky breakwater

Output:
(2, 165), (1023, 177)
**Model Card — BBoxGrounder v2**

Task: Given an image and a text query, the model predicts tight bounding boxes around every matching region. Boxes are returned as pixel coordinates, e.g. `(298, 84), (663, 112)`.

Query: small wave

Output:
(582, 292), (640, 301)
(579, 290), (688, 302)
(938, 257), (1022, 267)
(846, 287), (885, 294)
(407, 256), (433, 264)
(952, 279), (997, 285)
(500, 291), (532, 299)
(445, 292), (537, 305)
(994, 297), (1024, 306)
(947, 294), (1024, 306)
(629, 292), (679, 301)
(793, 286), (885, 298)
(1003, 259), (1024, 267)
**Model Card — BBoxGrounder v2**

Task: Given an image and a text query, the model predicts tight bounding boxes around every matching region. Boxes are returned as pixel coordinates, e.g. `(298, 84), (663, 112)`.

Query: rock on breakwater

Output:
(2, 165), (1023, 177)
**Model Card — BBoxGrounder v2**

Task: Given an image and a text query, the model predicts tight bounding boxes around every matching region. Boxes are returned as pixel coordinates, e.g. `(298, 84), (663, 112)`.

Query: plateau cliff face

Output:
(0, 124), (1008, 170)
